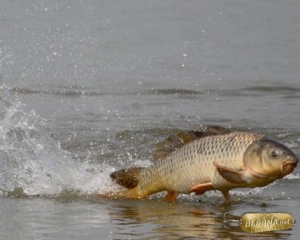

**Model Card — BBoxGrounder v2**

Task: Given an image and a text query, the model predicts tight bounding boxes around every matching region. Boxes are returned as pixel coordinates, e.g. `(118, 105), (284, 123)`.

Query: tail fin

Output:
(99, 167), (146, 200)
(110, 167), (144, 189)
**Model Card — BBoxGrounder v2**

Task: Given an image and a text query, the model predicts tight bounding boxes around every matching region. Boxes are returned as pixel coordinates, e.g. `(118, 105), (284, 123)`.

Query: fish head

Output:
(244, 138), (298, 180)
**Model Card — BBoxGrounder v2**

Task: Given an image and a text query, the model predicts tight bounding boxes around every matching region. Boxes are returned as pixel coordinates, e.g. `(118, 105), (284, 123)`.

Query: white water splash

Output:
(284, 173), (300, 179)
(0, 85), (117, 197)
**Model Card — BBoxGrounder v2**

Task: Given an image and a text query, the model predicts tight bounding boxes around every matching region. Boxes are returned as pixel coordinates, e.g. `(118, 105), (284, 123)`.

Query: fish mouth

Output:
(281, 160), (298, 174)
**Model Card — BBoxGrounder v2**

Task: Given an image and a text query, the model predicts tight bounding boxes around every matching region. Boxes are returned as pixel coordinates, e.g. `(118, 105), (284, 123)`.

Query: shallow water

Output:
(2, 196), (300, 240)
(1, 0), (300, 239)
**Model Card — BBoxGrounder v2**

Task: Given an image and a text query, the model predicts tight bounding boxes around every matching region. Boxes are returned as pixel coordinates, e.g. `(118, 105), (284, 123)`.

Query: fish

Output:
(107, 125), (298, 203)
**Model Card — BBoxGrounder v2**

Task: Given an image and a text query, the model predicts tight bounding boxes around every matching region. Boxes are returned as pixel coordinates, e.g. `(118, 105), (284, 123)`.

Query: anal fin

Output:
(164, 191), (179, 202)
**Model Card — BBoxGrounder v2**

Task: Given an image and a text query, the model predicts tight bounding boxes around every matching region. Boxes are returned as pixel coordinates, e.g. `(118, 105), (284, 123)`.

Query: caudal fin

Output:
(110, 167), (144, 189)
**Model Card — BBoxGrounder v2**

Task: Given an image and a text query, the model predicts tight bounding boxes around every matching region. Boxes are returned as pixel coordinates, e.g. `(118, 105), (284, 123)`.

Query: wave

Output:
(9, 83), (300, 102)
(11, 86), (105, 97)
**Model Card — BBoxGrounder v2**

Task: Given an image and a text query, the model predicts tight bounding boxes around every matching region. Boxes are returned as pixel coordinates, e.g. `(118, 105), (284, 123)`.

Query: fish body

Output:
(109, 126), (298, 203)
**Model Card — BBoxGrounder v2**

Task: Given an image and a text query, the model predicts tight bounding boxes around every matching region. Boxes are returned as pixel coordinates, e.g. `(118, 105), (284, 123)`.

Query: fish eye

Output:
(271, 150), (278, 158)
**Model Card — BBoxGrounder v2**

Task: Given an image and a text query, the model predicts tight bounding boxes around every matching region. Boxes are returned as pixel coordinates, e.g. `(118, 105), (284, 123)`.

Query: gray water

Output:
(1, 0), (300, 239)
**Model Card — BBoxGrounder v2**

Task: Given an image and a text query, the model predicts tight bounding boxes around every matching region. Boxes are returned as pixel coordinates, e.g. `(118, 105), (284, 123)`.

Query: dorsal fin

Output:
(153, 125), (231, 161)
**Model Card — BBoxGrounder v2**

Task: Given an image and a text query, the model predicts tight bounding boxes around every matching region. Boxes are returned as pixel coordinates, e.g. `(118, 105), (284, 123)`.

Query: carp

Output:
(108, 125), (298, 203)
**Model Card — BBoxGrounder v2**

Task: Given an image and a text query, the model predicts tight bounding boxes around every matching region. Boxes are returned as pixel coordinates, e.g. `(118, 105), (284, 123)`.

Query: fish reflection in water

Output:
(107, 199), (290, 239)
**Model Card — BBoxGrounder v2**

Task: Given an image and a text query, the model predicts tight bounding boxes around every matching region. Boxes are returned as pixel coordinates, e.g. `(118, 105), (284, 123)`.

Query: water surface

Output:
(1, 0), (300, 239)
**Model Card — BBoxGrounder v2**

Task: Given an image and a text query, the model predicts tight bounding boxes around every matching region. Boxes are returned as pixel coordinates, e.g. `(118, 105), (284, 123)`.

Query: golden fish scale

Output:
(138, 132), (264, 194)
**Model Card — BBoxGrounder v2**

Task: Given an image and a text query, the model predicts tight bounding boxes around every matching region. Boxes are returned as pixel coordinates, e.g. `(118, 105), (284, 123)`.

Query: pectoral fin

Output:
(221, 191), (233, 204)
(191, 182), (214, 195)
(213, 161), (245, 184)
